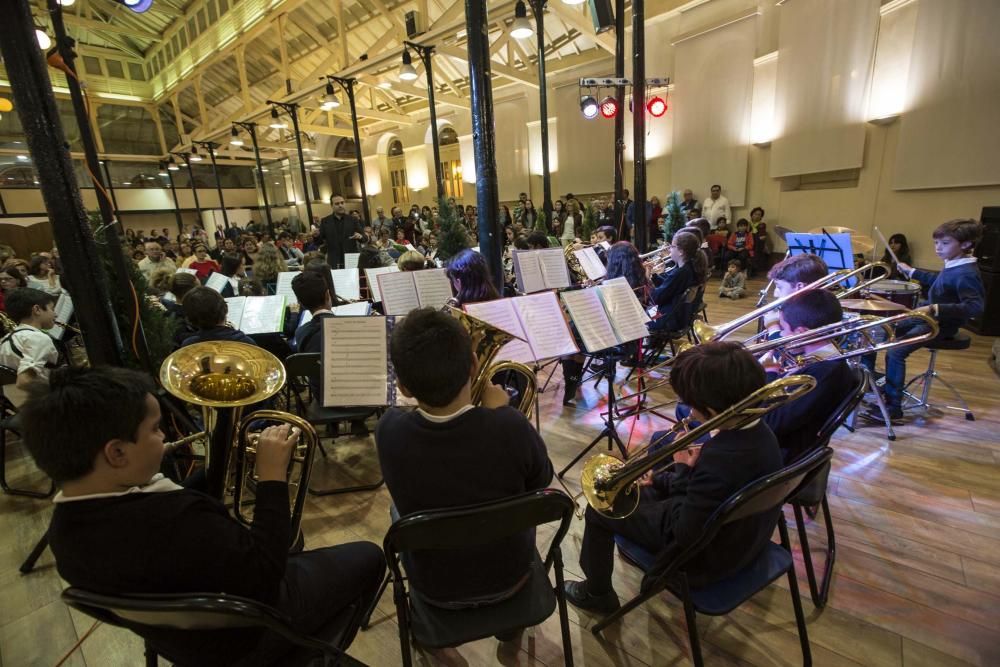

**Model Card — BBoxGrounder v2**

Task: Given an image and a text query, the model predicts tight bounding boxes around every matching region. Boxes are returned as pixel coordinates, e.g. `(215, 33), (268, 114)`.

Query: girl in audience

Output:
(26, 255), (65, 297)
(241, 238), (259, 268)
(881, 233), (913, 280)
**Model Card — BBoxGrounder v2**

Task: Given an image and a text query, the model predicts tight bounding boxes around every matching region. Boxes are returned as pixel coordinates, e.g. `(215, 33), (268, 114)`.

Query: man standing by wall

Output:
(702, 184), (731, 231)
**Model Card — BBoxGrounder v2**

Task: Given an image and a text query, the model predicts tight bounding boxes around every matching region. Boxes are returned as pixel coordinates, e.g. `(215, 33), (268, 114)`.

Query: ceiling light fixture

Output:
(229, 126), (244, 146)
(269, 107), (288, 129)
(510, 1), (534, 39)
(122, 0), (155, 13)
(398, 50), (419, 81)
(320, 83), (340, 110)
(167, 156), (180, 171)
(189, 147), (202, 162)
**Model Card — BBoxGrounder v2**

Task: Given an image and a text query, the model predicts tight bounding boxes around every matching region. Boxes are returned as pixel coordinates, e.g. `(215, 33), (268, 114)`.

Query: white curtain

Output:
(670, 15), (756, 207)
(769, 0), (880, 178)
(893, 0), (1000, 190)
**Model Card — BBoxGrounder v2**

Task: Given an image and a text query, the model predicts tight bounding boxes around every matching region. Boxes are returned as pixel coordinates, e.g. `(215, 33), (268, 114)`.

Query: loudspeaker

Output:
(588, 0), (615, 34)
(976, 206), (1000, 272)
(405, 11), (425, 38)
(968, 268), (1000, 336)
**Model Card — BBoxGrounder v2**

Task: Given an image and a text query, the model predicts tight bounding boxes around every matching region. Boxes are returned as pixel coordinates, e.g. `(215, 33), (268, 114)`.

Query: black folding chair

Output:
(383, 489), (577, 667)
(0, 364), (54, 498)
(61, 587), (367, 667)
(593, 447), (835, 667)
(283, 353), (383, 496)
(786, 366), (867, 608)
(640, 284), (703, 368)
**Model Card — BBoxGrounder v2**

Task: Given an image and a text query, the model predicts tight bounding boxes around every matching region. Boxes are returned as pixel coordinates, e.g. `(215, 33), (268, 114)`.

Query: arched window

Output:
(387, 139), (408, 205)
(335, 138), (356, 158)
(388, 139), (404, 157)
(439, 126), (459, 146)
(437, 128), (463, 199)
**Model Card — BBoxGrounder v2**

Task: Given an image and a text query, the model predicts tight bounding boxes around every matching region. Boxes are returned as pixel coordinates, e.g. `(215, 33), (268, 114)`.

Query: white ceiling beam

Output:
(546, 3), (616, 54)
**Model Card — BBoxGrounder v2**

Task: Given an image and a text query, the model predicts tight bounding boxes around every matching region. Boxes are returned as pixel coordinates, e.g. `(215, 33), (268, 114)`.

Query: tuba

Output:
(445, 305), (538, 417)
(160, 341), (318, 546)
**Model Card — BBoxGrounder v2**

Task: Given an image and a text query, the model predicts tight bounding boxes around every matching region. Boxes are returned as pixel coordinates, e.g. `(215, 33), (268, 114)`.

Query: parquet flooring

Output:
(1, 276), (998, 666)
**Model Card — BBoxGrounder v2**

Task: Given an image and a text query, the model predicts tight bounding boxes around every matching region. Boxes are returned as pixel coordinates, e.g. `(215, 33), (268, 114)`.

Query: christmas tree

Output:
(665, 190), (685, 239)
(534, 210), (548, 233)
(581, 201), (597, 241)
(436, 196), (471, 261)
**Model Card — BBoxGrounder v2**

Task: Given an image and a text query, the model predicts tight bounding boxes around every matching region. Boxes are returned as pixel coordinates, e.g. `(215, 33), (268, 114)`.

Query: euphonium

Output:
(445, 306), (537, 417)
(583, 375), (817, 519)
(160, 341), (318, 547)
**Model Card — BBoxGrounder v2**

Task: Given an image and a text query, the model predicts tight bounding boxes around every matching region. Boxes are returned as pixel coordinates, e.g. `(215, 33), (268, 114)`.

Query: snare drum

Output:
(866, 280), (921, 309)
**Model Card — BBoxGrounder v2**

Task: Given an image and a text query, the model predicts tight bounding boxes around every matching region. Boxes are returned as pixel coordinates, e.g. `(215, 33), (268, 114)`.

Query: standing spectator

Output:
(320, 195), (366, 269)
(648, 196), (663, 245)
(702, 184), (731, 230)
(561, 200), (579, 248)
(679, 189), (699, 216)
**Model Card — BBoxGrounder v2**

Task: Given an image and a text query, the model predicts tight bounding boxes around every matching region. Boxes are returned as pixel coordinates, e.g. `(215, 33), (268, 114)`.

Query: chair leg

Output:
(679, 576), (704, 667)
(551, 547), (575, 667)
(779, 520), (813, 666)
(591, 587), (660, 635)
(0, 427), (55, 499)
(19, 532), (49, 574)
(144, 640), (158, 667)
(360, 574), (390, 630)
(793, 500), (835, 609)
(392, 579), (413, 667)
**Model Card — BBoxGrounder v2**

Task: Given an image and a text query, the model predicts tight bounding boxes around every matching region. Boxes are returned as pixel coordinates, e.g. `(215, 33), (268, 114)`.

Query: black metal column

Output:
(238, 122), (274, 236)
(165, 165), (184, 233)
(328, 79), (371, 226)
(464, 0), (503, 288)
(101, 159), (120, 214)
(197, 141), (229, 229)
(269, 102), (315, 229)
(1, 0), (123, 366)
(531, 0), (552, 226)
(632, 0), (647, 251)
(407, 43), (443, 201)
(613, 0), (625, 233)
(176, 153), (203, 228)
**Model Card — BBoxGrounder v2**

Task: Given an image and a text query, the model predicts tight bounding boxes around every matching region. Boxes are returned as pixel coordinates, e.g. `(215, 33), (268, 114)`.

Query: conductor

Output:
(320, 195), (366, 269)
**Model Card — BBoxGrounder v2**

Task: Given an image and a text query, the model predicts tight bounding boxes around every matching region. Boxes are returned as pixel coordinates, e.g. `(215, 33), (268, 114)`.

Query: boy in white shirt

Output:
(0, 288), (59, 387)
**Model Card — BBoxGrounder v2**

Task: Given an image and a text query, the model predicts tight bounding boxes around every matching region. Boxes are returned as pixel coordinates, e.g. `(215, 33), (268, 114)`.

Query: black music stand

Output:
(557, 349), (629, 479)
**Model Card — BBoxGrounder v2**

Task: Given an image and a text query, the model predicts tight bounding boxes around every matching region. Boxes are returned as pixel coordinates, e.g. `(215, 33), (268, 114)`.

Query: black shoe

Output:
(563, 580), (620, 614)
(562, 377), (581, 405)
(860, 406), (903, 423)
(493, 627), (522, 642)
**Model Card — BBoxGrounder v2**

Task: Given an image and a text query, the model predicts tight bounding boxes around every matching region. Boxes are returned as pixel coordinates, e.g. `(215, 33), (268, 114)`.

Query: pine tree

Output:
(435, 196), (471, 261)
(581, 201), (597, 241)
(665, 190), (685, 239)
(534, 210), (548, 233)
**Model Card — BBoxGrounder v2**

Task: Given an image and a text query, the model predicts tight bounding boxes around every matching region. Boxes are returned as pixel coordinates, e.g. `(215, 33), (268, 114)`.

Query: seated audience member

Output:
(719, 259), (746, 299)
(137, 242), (177, 281)
(564, 342), (784, 613)
(180, 287), (256, 347)
(277, 232), (305, 269)
(376, 308), (553, 608)
(647, 231), (706, 333)
(188, 244), (221, 281)
(26, 255), (65, 297)
(0, 267), (27, 314)
(725, 219), (755, 271)
(0, 288), (59, 387)
(21, 366), (384, 665)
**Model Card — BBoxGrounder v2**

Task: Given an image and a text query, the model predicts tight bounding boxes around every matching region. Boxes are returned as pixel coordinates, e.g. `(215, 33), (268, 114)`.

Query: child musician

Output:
(0, 288), (59, 388)
(376, 308), (553, 610)
(863, 218), (985, 421)
(180, 286), (257, 347)
(21, 367), (384, 665)
(762, 253), (830, 337)
(564, 342), (784, 613)
(647, 231), (707, 333)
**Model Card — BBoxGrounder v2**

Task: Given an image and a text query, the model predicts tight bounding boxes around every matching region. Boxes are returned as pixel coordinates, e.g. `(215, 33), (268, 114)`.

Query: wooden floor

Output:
(2, 276), (999, 666)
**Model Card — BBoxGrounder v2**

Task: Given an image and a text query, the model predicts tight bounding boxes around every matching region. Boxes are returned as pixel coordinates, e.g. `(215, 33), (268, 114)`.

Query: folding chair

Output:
(0, 364), (54, 498)
(383, 490), (577, 667)
(593, 447), (835, 667)
(62, 588), (366, 667)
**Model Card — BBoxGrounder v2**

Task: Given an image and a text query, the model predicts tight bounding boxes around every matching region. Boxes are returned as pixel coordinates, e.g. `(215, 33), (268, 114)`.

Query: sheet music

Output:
(49, 294), (74, 341)
(238, 295), (286, 334)
(344, 253), (360, 269)
(512, 291), (579, 360)
(599, 241), (612, 250)
(298, 301), (371, 328)
(574, 247), (607, 281)
(224, 297), (246, 329)
(364, 266), (399, 302)
(331, 268), (362, 301)
(175, 267), (199, 276)
(560, 289), (619, 352)
(513, 250), (545, 294)
(413, 269), (454, 309)
(464, 300), (536, 365)
(378, 272), (420, 316)
(275, 271), (299, 303)
(321, 316), (390, 407)
(598, 277), (651, 344)
(538, 248), (572, 289)
(204, 272), (235, 294)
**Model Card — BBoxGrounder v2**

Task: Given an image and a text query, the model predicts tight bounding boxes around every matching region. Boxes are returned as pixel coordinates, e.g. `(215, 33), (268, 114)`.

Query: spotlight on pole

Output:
(599, 96), (619, 119)
(647, 96), (668, 118)
(269, 107), (288, 129)
(320, 82), (341, 110)
(229, 126), (244, 146)
(510, 1), (534, 39)
(580, 95), (599, 120)
(398, 50), (419, 81)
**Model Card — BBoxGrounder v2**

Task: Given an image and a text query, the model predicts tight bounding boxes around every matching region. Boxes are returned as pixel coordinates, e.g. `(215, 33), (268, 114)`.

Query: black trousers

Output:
(580, 487), (672, 595)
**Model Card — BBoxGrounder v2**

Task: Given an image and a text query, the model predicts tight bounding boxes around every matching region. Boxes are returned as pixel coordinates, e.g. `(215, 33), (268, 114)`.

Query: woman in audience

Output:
(648, 196), (663, 245)
(241, 238), (259, 268)
(26, 255), (64, 297)
(0, 268), (27, 315)
(521, 199), (538, 230)
(253, 243), (286, 294)
(561, 200), (580, 248)
(188, 244), (221, 281)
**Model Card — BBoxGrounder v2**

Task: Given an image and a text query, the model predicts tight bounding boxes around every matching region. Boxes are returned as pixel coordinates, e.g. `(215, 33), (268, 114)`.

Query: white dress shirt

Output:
(702, 195), (731, 229)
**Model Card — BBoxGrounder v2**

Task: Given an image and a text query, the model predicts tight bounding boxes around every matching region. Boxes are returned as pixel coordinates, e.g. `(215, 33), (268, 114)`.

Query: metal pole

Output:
(238, 122), (274, 236)
(329, 79), (371, 226)
(269, 102), (315, 229)
(613, 0), (625, 235)
(197, 141), (229, 229)
(101, 159), (120, 214)
(531, 0), (553, 227)
(408, 43), (444, 201)
(177, 153), (203, 225)
(632, 0), (647, 251)
(464, 0), (503, 288)
(165, 165), (184, 234)
(2, 0), (123, 366)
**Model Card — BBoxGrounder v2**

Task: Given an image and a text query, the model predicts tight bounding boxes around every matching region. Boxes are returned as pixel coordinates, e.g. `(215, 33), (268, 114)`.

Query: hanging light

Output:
(58, 0), (76, 6)
(398, 50), (419, 81)
(122, 0), (155, 13)
(647, 96), (668, 117)
(269, 107), (288, 129)
(580, 95), (599, 120)
(561, 0), (585, 5)
(320, 82), (340, 110)
(35, 28), (51, 50)
(158, 162), (169, 177)
(230, 126), (244, 146)
(510, 1), (534, 39)
(167, 156), (180, 171)
(599, 96), (619, 119)
(189, 146), (203, 162)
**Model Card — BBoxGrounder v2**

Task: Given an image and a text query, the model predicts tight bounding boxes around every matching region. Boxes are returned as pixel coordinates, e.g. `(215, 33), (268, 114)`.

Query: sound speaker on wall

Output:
(405, 11), (425, 38)
(588, 0), (615, 34)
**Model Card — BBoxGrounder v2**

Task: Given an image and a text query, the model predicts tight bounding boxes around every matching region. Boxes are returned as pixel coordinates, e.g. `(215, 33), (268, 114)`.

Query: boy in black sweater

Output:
(564, 342), (784, 614)
(180, 286), (257, 347)
(376, 308), (553, 607)
(22, 367), (384, 665)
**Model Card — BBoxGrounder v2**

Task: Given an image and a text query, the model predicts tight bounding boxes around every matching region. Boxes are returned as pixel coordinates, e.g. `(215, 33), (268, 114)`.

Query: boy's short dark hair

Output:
(526, 231), (550, 249)
(728, 259), (743, 270)
(686, 218), (710, 239)
(5, 287), (56, 322)
(779, 288), (843, 331)
(768, 253), (829, 285)
(220, 254), (242, 276)
(292, 270), (330, 311)
(183, 286), (228, 330)
(390, 308), (473, 408)
(736, 218), (749, 228)
(933, 218), (982, 248)
(170, 272), (198, 301)
(596, 225), (617, 241)
(21, 367), (156, 483)
(670, 342), (765, 417)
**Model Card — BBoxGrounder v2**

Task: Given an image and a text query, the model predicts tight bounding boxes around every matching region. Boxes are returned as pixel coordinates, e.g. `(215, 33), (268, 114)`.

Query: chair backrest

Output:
(384, 489), (576, 572)
(815, 365), (867, 446)
(284, 352), (321, 385)
(0, 364), (17, 388)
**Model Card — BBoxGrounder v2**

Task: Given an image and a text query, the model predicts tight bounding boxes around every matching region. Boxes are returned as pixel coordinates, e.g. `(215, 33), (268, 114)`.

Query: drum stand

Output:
(848, 363), (896, 441)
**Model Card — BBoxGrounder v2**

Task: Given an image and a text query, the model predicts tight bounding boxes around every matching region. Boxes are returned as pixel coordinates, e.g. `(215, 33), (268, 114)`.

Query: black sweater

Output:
(376, 406), (553, 602)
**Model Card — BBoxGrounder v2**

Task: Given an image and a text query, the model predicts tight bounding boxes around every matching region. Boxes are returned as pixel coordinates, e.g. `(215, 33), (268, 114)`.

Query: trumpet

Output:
(584, 375), (817, 519)
(54, 319), (82, 335)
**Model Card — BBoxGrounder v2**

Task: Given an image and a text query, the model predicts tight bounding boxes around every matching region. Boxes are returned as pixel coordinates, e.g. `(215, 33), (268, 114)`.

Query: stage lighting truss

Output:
(578, 77), (670, 120)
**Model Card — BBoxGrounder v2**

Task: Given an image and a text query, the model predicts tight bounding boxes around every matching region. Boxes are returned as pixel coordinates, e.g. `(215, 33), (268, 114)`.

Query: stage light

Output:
(167, 156), (179, 171)
(269, 107), (288, 129)
(35, 29), (51, 50)
(580, 95), (599, 119)
(320, 83), (340, 110)
(647, 96), (667, 117)
(398, 50), (419, 81)
(510, 1), (533, 39)
(599, 96), (618, 119)
(122, 0), (154, 13)
(189, 147), (202, 162)
(229, 126), (244, 146)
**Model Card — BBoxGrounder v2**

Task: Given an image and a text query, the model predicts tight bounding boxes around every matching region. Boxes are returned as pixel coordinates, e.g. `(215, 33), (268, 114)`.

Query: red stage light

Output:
(599, 96), (619, 119)
(647, 96), (668, 117)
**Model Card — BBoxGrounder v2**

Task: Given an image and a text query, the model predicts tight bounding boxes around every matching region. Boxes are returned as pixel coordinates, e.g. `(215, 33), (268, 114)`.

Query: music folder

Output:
(320, 315), (398, 407)
(205, 271), (239, 294)
(573, 246), (607, 281)
(377, 268), (454, 316)
(559, 277), (651, 353)
(364, 266), (400, 303)
(512, 248), (572, 294)
(464, 291), (579, 365)
(276, 269), (362, 303)
(49, 294), (74, 341)
(224, 296), (287, 334)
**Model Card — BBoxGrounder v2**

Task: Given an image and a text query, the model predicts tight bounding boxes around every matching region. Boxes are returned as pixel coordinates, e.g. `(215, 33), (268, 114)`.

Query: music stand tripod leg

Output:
(557, 353), (628, 479)
(20, 532), (49, 574)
